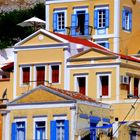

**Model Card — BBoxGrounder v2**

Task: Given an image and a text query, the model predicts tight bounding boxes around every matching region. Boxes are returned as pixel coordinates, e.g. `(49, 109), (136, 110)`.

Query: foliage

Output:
(0, 3), (45, 49)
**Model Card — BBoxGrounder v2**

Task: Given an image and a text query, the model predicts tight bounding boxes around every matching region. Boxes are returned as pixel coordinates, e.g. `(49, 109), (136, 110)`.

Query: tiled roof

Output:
(1, 62), (14, 71)
(47, 86), (98, 104)
(53, 32), (140, 63)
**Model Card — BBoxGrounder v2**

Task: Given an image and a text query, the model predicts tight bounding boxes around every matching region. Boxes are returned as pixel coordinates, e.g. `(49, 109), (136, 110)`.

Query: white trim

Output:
(74, 74), (88, 96)
(53, 115), (67, 120)
(68, 64), (119, 70)
(33, 117), (47, 140)
(114, 0), (120, 53)
(14, 44), (69, 52)
(71, 108), (76, 140)
(97, 73), (111, 99)
(3, 113), (10, 140)
(19, 65), (32, 87)
(34, 65), (47, 87)
(92, 34), (114, 39)
(7, 103), (76, 110)
(64, 48), (70, 90)
(46, 0), (85, 4)
(14, 118), (27, 140)
(14, 29), (68, 47)
(116, 65), (120, 101)
(74, 7), (88, 14)
(54, 9), (67, 33)
(13, 51), (17, 99)
(49, 64), (61, 85)
(45, 4), (49, 30)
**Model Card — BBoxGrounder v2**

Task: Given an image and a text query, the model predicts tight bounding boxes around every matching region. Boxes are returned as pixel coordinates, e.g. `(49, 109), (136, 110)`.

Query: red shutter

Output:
(78, 77), (86, 95)
(36, 66), (45, 86)
(134, 78), (139, 97)
(101, 76), (109, 96)
(23, 67), (30, 84)
(52, 66), (59, 83)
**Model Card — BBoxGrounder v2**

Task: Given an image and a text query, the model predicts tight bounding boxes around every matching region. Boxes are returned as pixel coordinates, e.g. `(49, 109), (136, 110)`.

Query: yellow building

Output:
(0, 28), (140, 140)
(45, 0), (140, 54)
(2, 85), (111, 140)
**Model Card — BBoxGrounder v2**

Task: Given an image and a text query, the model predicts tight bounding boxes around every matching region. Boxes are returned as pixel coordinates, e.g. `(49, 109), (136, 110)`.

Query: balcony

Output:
(65, 25), (93, 37)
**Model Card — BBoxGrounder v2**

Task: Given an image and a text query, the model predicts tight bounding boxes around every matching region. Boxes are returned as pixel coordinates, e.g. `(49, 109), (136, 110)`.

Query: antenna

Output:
(2, 88), (7, 99)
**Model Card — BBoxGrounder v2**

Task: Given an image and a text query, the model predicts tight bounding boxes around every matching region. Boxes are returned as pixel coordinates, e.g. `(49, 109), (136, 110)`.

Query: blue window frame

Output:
(11, 122), (25, 140)
(94, 8), (109, 29)
(35, 121), (46, 140)
(98, 42), (110, 49)
(122, 8), (132, 31)
(53, 11), (65, 31)
(50, 120), (69, 140)
(71, 10), (89, 36)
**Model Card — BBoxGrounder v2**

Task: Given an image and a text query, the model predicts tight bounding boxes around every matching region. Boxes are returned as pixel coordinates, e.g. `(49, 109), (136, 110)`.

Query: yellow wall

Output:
(16, 47), (65, 96)
(120, 0), (140, 54)
(10, 107), (72, 140)
(70, 67), (116, 101)
(0, 73), (13, 101)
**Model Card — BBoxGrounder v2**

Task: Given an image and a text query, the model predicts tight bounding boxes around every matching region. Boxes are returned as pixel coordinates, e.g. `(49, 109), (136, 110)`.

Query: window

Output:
(22, 67), (30, 85)
(50, 65), (60, 84)
(97, 73), (111, 98)
(20, 66), (31, 86)
(75, 74), (88, 95)
(94, 7), (109, 29)
(11, 121), (26, 140)
(71, 8), (89, 36)
(35, 121), (46, 140)
(53, 10), (66, 32)
(122, 8), (132, 31)
(134, 78), (139, 97)
(96, 41), (110, 49)
(50, 120), (69, 140)
(36, 66), (45, 86)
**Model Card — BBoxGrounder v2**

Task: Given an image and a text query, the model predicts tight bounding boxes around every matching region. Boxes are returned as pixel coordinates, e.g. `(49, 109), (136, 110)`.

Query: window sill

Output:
(0, 78), (10, 81)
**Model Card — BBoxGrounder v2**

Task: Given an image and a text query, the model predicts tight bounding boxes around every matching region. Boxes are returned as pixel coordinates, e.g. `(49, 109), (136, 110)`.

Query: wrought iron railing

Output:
(65, 25), (93, 36)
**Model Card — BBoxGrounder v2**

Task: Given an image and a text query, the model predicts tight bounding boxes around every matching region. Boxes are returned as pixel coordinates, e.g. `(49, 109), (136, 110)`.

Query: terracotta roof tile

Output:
(46, 86), (98, 103)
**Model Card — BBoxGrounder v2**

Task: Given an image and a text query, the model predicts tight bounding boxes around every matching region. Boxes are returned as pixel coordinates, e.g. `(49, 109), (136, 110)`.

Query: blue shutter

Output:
(105, 42), (110, 49)
(11, 123), (17, 140)
(105, 9), (109, 28)
(50, 121), (56, 140)
(129, 12), (132, 31)
(94, 10), (98, 29)
(53, 13), (57, 31)
(84, 13), (89, 35)
(71, 14), (77, 36)
(122, 9), (126, 29)
(64, 120), (69, 140)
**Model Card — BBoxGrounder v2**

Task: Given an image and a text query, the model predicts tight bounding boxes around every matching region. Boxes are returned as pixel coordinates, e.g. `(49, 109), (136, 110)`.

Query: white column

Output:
(71, 107), (76, 140)
(116, 65), (120, 101)
(45, 3), (50, 31)
(3, 112), (10, 140)
(114, 0), (120, 53)
(13, 51), (17, 99)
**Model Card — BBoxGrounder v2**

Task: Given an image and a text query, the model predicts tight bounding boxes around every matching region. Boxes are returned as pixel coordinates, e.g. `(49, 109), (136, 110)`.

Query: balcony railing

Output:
(65, 25), (93, 36)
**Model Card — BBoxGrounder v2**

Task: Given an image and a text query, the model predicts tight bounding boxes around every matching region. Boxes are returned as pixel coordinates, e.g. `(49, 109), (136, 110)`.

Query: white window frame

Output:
(94, 6), (109, 35)
(33, 117), (47, 140)
(97, 73), (111, 98)
(34, 65), (47, 87)
(49, 64), (61, 85)
(74, 74), (88, 96)
(14, 118), (27, 140)
(20, 65), (32, 87)
(95, 39), (109, 48)
(54, 9), (67, 32)
(74, 7), (88, 14)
